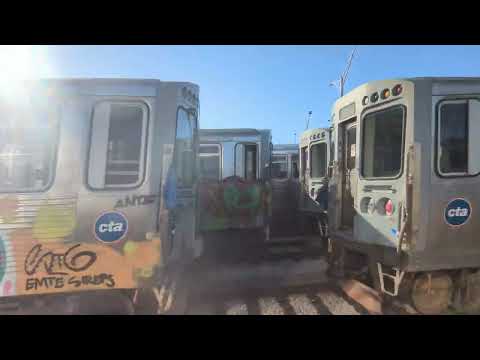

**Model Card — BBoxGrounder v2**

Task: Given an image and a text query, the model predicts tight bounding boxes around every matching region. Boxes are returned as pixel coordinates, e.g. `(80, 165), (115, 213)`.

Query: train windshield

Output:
(271, 155), (288, 179)
(310, 142), (327, 178)
(0, 101), (58, 192)
(362, 106), (405, 178)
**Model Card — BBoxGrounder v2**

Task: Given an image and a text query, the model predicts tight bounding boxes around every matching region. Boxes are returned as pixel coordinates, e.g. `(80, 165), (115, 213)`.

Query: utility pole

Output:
(305, 110), (312, 130)
(330, 46), (357, 97)
(293, 132), (297, 144)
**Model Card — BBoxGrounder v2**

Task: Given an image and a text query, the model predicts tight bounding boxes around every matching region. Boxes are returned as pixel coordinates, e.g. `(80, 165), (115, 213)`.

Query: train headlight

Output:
(362, 96), (369, 106)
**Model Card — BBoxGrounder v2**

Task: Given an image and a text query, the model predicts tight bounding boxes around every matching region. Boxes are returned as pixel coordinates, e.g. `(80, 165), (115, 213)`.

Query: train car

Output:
(0, 78), (201, 314)
(197, 128), (272, 240)
(270, 144), (299, 222)
(298, 128), (331, 238)
(328, 77), (480, 314)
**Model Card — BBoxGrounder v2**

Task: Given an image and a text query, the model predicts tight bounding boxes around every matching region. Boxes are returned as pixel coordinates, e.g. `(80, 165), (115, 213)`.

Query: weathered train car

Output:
(270, 144), (299, 213)
(298, 128), (331, 238)
(0, 78), (201, 314)
(197, 129), (272, 240)
(328, 77), (480, 314)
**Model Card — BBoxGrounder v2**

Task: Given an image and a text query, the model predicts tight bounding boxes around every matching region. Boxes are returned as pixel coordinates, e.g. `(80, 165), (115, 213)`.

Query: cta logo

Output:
(94, 211), (128, 243)
(444, 198), (472, 227)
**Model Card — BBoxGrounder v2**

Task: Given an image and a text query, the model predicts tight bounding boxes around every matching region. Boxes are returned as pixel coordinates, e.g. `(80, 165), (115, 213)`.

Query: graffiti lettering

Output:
(25, 273), (115, 291)
(24, 244), (97, 276)
(115, 195), (157, 209)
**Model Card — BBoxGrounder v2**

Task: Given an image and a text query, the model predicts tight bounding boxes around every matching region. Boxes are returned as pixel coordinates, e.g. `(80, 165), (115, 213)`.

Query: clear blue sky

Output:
(30, 45), (480, 144)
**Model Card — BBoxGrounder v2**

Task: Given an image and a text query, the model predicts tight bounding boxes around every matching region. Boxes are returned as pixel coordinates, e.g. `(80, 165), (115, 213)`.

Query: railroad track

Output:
(185, 239), (419, 315)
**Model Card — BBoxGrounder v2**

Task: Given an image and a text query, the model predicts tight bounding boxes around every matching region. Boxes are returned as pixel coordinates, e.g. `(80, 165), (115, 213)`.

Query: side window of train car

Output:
(175, 107), (196, 187)
(199, 144), (221, 180)
(362, 106), (405, 179)
(301, 146), (308, 179)
(291, 154), (299, 179)
(310, 142), (327, 179)
(437, 99), (480, 176)
(271, 154), (288, 179)
(235, 143), (258, 181)
(88, 102), (148, 190)
(0, 101), (59, 192)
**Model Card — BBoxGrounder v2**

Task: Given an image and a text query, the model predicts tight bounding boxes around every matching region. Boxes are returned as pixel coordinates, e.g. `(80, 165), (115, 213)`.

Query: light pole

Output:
(330, 46), (357, 97)
(305, 110), (312, 130)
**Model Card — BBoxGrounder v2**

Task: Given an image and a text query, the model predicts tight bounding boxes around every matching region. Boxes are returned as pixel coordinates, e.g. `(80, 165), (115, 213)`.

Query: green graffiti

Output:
(0, 237), (5, 283)
(223, 184), (261, 211)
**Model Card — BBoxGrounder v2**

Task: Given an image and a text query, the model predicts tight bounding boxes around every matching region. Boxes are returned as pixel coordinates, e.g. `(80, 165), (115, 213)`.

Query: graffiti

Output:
(223, 184), (261, 211)
(0, 237), (5, 283)
(25, 273), (115, 291)
(114, 194), (158, 209)
(23, 244), (117, 292)
(33, 205), (76, 242)
(24, 244), (97, 276)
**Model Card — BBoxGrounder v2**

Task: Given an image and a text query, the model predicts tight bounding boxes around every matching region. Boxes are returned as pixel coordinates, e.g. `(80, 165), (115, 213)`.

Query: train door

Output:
(170, 106), (198, 260)
(300, 146), (308, 189)
(235, 143), (258, 181)
(341, 121), (357, 229)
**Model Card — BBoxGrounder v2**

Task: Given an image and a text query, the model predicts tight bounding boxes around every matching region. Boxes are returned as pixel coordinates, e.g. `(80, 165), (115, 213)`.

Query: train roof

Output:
(34, 77), (198, 87)
(199, 128), (271, 137)
(332, 76), (480, 118)
(272, 144), (298, 151)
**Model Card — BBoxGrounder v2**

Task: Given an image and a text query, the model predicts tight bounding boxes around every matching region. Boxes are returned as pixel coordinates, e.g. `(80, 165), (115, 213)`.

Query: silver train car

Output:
(328, 77), (480, 314)
(0, 78), (201, 314)
(298, 128), (331, 238)
(197, 128), (272, 239)
(270, 144), (300, 237)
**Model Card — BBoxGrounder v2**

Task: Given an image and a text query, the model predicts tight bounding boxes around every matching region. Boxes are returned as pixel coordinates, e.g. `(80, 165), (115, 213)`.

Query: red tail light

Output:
(385, 199), (394, 216)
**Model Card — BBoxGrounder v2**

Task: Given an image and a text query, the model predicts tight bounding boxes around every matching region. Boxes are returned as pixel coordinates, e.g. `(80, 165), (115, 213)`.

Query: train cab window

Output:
(235, 143), (258, 181)
(291, 154), (299, 179)
(199, 144), (221, 181)
(0, 101), (59, 192)
(362, 106), (405, 178)
(174, 107), (197, 187)
(438, 99), (480, 176)
(271, 154), (288, 179)
(301, 146), (308, 179)
(88, 102), (148, 189)
(310, 142), (327, 178)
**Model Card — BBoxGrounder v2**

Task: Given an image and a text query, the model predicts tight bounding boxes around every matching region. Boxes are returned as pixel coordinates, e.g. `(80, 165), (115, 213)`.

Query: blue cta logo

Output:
(444, 198), (472, 227)
(94, 211), (128, 243)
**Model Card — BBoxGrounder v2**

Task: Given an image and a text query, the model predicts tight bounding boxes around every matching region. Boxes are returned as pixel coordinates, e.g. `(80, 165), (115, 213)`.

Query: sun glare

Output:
(0, 45), (54, 104)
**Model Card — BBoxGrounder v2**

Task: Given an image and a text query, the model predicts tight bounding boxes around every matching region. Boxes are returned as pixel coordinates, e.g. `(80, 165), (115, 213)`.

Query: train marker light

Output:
(370, 92), (379, 103)
(392, 84), (403, 96)
(362, 96), (369, 106)
(385, 199), (394, 216)
(381, 88), (390, 100)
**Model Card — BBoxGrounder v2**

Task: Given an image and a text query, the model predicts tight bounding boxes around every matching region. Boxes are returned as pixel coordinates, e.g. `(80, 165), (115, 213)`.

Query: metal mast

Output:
(330, 46), (357, 97)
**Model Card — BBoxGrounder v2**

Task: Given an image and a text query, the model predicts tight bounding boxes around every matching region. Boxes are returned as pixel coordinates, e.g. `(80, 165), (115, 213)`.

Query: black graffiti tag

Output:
(24, 244), (97, 276)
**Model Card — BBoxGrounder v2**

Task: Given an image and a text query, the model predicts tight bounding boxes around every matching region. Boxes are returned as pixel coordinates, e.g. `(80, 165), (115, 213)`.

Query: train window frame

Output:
(234, 142), (259, 181)
(291, 153), (299, 179)
(271, 154), (288, 179)
(360, 105), (407, 180)
(198, 143), (222, 181)
(87, 100), (149, 191)
(173, 106), (198, 188)
(309, 141), (328, 179)
(435, 98), (480, 178)
(0, 103), (61, 194)
(300, 146), (308, 180)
